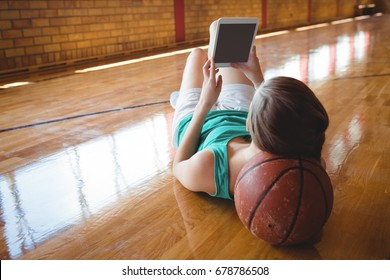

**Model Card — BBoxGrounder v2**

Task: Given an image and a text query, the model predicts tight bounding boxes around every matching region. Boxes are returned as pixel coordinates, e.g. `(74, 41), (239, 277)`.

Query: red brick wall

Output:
(0, 0), (176, 72)
(311, 0), (339, 23)
(375, 0), (390, 14)
(339, 0), (360, 18)
(265, 0), (358, 30)
(184, 0), (262, 41)
(266, 0), (308, 30)
(0, 0), (363, 73)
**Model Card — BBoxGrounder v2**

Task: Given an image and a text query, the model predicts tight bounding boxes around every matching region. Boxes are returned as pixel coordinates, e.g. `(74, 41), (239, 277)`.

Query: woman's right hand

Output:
(198, 59), (223, 111)
(231, 45), (264, 89)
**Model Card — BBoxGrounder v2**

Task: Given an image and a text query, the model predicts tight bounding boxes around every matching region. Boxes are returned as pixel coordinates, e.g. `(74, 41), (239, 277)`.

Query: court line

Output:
(332, 73), (390, 81)
(0, 100), (170, 133)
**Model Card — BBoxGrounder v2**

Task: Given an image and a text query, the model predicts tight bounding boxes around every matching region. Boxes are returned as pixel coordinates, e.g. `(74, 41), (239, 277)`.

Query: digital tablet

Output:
(211, 17), (259, 67)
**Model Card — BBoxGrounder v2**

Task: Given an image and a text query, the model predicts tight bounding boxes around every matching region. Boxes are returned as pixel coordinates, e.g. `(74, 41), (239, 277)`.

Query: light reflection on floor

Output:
(0, 113), (171, 259)
(263, 30), (371, 83)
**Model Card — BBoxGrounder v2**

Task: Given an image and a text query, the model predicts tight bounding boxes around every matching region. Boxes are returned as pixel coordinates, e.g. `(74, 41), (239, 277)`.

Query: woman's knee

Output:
(209, 20), (218, 35)
(187, 48), (207, 62)
(180, 48), (207, 92)
(208, 20), (218, 58)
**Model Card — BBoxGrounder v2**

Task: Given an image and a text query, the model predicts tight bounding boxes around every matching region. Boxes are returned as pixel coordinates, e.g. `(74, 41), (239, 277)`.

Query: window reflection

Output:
(309, 45), (331, 82)
(354, 31), (370, 62)
(263, 30), (370, 82)
(264, 55), (302, 81)
(336, 35), (352, 72)
(0, 113), (171, 259)
(325, 114), (363, 175)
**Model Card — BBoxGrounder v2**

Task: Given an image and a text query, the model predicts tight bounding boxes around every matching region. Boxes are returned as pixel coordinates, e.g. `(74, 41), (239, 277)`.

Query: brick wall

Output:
(266, 0), (308, 30)
(182, 0), (359, 41)
(339, 0), (360, 18)
(311, 0), (339, 23)
(184, 0), (261, 41)
(375, 0), (390, 13)
(0, 0), (176, 72)
(265, 0), (358, 30)
(0, 0), (365, 74)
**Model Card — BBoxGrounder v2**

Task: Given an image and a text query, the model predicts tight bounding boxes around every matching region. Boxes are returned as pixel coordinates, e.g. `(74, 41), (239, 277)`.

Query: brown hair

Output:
(248, 76), (329, 160)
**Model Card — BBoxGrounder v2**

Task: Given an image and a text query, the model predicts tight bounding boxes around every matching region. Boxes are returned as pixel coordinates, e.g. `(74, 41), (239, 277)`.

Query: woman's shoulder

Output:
(177, 149), (216, 195)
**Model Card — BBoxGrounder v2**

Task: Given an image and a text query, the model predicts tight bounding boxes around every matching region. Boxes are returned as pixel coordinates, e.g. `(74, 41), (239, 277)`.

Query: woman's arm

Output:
(231, 45), (264, 89)
(173, 59), (222, 193)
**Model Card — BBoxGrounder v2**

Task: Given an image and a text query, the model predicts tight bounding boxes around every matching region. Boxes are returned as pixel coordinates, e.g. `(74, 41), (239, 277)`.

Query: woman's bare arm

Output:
(173, 59), (222, 193)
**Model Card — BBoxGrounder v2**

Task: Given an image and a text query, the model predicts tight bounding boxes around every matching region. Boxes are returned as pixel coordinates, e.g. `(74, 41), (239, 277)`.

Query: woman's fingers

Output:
(210, 59), (216, 76)
(216, 73), (223, 89)
(203, 59), (220, 82)
(202, 59), (211, 78)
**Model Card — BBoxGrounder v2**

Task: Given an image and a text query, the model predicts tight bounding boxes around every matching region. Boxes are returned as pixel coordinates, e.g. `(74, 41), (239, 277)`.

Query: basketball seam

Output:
(235, 156), (324, 192)
(277, 157), (305, 245)
(235, 156), (297, 190)
(300, 158), (324, 169)
(277, 166), (331, 245)
(303, 168), (330, 225)
(247, 166), (300, 232)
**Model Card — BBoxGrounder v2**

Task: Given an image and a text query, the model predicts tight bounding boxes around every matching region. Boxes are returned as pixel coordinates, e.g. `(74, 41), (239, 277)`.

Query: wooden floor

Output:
(0, 14), (389, 260)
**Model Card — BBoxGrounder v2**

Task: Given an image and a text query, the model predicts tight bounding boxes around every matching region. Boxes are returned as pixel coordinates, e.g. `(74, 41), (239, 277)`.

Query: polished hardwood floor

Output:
(0, 14), (389, 260)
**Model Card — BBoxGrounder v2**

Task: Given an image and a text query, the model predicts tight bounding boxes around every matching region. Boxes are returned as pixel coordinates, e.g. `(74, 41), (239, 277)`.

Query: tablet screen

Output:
(214, 23), (258, 64)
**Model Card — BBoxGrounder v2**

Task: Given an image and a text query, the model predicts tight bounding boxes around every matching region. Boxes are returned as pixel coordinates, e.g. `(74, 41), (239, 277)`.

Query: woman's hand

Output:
(198, 59), (223, 110)
(231, 45), (264, 89)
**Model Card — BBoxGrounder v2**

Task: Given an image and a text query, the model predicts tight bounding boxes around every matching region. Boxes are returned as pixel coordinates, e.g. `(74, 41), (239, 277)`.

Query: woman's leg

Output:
(172, 48), (208, 147)
(179, 48), (208, 93)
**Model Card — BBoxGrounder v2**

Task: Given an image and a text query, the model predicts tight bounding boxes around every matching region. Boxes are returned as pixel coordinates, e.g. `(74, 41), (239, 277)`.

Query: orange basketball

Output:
(234, 152), (333, 246)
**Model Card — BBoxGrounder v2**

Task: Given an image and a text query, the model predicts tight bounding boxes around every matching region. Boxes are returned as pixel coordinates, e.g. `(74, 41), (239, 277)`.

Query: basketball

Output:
(234, 152), (334, 246)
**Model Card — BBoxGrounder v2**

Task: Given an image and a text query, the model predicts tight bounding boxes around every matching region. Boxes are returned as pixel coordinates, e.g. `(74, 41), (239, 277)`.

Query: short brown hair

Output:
(248, 76), (329, 160)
